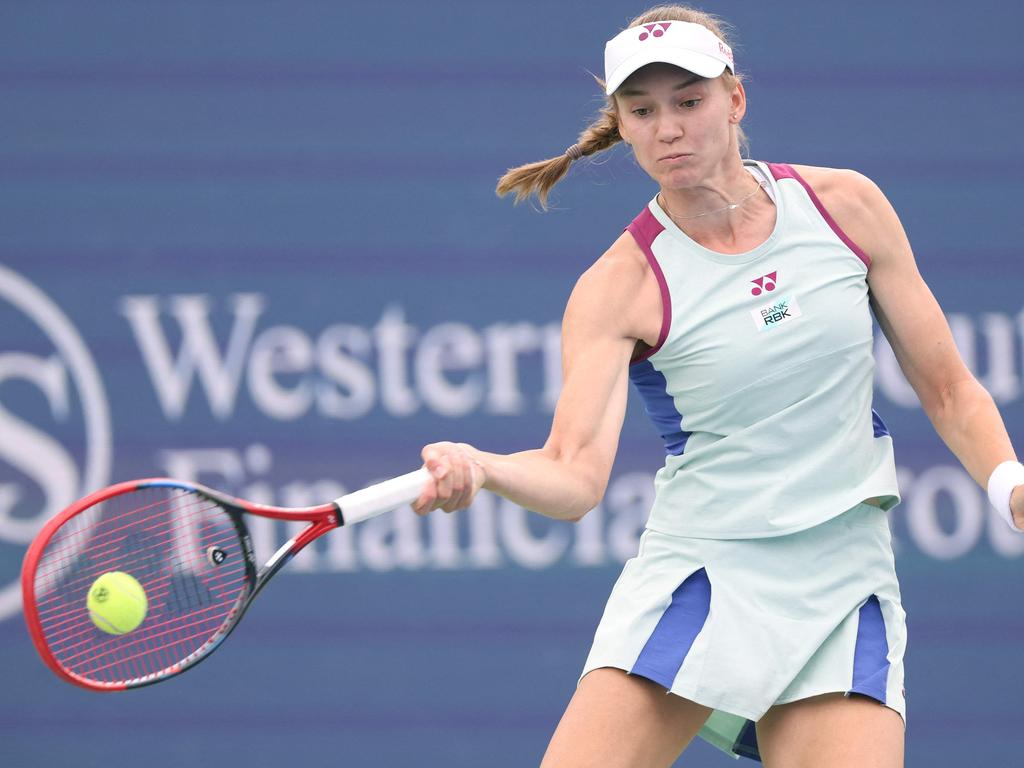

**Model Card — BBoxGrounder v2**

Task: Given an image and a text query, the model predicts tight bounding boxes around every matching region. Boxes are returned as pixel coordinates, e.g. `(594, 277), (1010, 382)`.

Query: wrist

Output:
(457, 443), (488, 487)
(987, 460), (1024, 532)
(1012, 486), (1024, 529)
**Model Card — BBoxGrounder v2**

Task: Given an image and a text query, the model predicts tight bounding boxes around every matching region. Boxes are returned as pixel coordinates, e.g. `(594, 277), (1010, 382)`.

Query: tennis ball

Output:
(87, 571), (148, 635)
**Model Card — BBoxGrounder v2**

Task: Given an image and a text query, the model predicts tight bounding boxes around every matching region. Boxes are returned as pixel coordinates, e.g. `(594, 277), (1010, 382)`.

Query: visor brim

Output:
(605, 51), (729, 95)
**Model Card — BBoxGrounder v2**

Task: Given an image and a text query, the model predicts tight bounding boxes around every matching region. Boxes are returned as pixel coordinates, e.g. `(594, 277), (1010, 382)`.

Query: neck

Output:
(658, 163), (775, 250)
(660, 178), (765, 222)
(659, 159), (755, 215)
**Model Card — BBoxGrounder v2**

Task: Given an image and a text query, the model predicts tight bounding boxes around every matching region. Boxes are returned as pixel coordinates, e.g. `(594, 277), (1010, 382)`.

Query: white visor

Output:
(604, 20), (734, 95)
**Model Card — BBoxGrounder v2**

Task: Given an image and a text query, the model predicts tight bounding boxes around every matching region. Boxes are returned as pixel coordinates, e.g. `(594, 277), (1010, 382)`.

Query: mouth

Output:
(659, 153), (692, 162)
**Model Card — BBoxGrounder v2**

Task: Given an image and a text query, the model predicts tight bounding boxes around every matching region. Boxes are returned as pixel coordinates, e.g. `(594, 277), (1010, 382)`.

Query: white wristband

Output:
(987, 460), (1024, 532)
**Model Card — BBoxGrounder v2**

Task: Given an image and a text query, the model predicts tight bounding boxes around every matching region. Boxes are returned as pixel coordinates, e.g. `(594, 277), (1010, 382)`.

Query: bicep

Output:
(545, 330), (632, 466)
(862, 184), (973, 413)
(869, 270), (969, 413)
(542, 260), (642, 479)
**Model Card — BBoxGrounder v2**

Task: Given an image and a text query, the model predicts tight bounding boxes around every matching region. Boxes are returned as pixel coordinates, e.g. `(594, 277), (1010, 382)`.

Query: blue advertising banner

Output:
(1, 2), (1021, 766)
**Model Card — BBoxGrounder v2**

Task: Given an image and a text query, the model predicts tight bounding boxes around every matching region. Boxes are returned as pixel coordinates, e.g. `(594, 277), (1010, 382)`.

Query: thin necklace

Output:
(660, 178), (767, 222)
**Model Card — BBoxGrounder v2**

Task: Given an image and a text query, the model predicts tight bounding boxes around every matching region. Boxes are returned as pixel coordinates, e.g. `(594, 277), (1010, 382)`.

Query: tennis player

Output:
(412, 5), (1024, 766)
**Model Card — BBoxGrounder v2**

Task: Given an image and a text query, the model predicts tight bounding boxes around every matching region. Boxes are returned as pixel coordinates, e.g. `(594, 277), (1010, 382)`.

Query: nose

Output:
(654, 112), (683, 143)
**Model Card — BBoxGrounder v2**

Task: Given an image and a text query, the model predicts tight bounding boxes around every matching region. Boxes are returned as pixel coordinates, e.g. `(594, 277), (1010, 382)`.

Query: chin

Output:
(659, 168), (701, 190)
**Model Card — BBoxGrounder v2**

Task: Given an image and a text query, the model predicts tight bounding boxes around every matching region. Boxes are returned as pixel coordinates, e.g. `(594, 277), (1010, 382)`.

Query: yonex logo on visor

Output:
(638, 23), (672, 41)
(604, 20), (735, 95)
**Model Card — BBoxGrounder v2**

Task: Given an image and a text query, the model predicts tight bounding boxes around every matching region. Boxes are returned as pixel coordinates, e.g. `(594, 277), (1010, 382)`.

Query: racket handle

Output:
(336, 467), (430, 525)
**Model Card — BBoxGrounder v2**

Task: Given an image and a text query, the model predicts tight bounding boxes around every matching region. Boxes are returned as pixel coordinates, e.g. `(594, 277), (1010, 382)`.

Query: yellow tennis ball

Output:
(87, 571), (148, 635)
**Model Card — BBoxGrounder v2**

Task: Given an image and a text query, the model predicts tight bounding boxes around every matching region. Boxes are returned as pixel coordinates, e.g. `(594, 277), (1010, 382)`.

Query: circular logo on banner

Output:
(0, 263), (111, 623)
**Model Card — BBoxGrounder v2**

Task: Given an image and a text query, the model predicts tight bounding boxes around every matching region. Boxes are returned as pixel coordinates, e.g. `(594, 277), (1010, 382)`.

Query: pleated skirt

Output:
(579, 502), (906, 761)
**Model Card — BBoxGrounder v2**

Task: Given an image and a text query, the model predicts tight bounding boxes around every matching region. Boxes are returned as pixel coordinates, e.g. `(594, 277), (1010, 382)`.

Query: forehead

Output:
(617, 62), (708, 95)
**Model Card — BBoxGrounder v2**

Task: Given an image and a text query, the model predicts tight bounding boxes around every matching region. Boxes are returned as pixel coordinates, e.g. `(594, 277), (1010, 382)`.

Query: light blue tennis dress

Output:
(580, 161), (906, 761)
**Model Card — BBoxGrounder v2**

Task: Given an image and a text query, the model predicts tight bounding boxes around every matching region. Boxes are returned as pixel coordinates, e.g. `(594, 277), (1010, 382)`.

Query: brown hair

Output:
(495, 5), (746, 209)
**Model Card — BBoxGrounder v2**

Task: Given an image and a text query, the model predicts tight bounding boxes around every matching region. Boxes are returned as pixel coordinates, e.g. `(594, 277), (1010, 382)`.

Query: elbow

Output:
(921, 377), (996, 444)
(927, 375), (988, 424)
(918, 386), (947, 425)
(565, 478), (607, 523)
(538, 442), (610, 522)
(565, 506), (593, 524)
(551, 484), (601, 523)
(565, 506), (595, 524)
(561, 465), (608, 523)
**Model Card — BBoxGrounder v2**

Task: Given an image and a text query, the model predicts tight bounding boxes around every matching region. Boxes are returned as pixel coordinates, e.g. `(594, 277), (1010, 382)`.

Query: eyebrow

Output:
(618, 74), (703, 97)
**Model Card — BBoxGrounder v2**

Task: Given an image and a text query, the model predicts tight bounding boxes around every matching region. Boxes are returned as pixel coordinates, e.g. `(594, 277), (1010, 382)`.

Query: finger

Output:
(434, 456), (454, 508)
(410, 473), (435, 515)
(421, 444), (443, 474)
(442, 456), (469, 513)
(455, 457), (478, 511)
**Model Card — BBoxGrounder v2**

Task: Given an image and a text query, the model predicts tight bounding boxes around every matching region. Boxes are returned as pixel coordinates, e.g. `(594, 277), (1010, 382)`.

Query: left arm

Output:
(796, 165), (1024, 527)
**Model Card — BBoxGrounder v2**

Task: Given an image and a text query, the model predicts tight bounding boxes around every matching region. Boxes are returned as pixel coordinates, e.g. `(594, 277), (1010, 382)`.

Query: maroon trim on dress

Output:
(626, 207), (670, 365)
(765, 162), (872, 270)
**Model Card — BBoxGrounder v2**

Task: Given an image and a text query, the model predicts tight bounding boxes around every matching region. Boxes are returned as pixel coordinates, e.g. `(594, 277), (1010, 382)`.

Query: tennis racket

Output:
(21, 468), (429, 692)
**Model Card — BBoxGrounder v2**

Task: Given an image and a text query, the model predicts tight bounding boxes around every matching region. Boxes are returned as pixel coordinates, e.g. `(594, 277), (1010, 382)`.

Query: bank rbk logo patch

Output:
(750, 294), (803, 332)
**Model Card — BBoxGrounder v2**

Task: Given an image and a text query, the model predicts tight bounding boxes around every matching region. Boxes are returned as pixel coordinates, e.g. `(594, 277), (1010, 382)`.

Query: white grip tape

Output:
(336, 467), (430, 525)
(987, 460), (1024, 532)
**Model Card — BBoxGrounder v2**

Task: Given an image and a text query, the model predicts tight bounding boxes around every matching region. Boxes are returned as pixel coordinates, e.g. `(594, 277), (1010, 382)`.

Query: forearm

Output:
(926, 378), (1018, 488)
(470, 446), (605, 522)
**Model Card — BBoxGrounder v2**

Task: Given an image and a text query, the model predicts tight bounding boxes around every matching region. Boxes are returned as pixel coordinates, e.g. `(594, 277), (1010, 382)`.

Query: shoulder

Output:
(593, 228), (650, 281)
(564, 229), (657, 341)
(570, 230), (648, 311)
(788, 164), (906, 267)
(788, 164), (887, 219)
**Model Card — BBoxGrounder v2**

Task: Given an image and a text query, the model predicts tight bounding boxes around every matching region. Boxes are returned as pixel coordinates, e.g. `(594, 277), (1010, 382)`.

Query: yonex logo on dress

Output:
(750, 271), (778, 296)
(638, 23), (671, 41)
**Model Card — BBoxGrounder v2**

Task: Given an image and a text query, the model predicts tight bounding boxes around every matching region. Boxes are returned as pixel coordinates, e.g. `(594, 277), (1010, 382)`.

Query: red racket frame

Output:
(21, 477), (341, 691)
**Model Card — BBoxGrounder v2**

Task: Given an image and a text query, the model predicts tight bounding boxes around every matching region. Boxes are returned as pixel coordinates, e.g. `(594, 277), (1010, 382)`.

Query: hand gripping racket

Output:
(21, 468), (429, 691)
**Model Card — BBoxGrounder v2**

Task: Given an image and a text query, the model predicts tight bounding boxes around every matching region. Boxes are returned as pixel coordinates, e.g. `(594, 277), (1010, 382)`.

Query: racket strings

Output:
(31, 572), (249, 645)
(57, 590), (248, 670)
(30, 487), (252, 686)
(34, 497), (228, 618)
(33, 494), (216, 617)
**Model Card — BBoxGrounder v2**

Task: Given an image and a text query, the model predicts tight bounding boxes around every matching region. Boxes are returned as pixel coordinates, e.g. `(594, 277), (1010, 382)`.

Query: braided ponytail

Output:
(495, 103), (622, 209)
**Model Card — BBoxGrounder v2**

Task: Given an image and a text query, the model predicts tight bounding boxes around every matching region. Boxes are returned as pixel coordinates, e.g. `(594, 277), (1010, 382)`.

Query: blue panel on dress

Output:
(629, 359), (691, 455)
(871, 408), (890, 438)
(734, 719), (761, 762)
(850, 595), (890, 704)
(630, 567), (711, 689)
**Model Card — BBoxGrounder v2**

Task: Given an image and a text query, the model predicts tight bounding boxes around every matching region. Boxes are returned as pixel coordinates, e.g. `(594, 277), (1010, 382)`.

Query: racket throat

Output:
(253, 507), (340, 594)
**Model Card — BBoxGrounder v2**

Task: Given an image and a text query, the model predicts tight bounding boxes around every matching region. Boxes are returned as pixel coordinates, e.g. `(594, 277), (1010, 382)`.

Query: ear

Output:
(612, 98), (632, 146)
(616, 116), (632, 146)
(728, 80), (746, 123)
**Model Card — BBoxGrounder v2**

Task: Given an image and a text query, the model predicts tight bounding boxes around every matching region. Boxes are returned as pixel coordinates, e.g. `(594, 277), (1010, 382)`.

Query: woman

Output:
(411, 5), (1024, 766)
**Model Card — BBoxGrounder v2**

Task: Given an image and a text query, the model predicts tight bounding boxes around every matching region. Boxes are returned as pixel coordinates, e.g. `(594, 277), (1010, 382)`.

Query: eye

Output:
(680, 98), (702, 108)
(631, 107), (652, 117)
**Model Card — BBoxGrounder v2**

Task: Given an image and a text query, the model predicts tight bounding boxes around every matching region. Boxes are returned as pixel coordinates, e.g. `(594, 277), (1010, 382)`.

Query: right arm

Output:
(412, 233), (660, 521)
